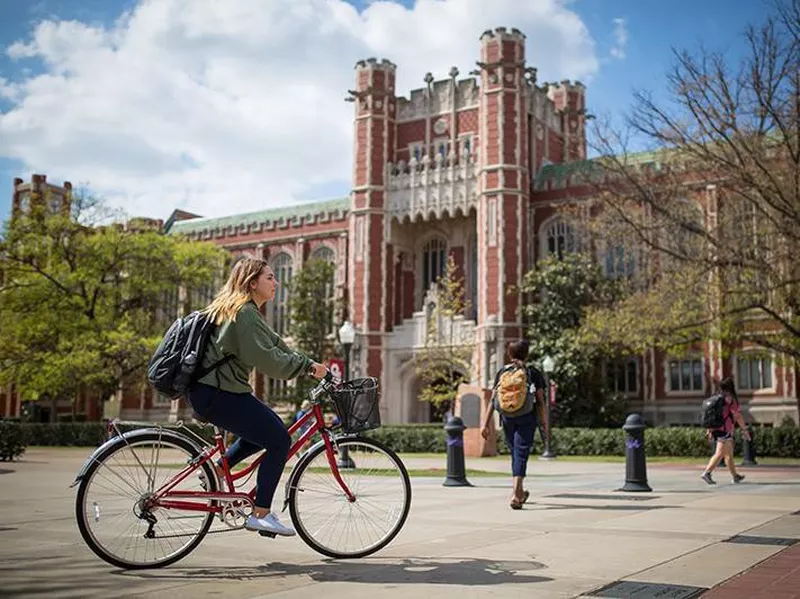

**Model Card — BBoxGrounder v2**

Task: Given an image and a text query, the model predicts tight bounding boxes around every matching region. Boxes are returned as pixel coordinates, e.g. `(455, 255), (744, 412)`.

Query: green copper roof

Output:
(534, 148), (672, 189)
(167, 196), (349, 235)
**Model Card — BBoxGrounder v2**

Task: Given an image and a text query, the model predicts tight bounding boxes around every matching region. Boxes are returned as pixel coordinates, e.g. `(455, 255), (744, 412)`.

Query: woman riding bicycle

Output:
(187, 257), (328, 537)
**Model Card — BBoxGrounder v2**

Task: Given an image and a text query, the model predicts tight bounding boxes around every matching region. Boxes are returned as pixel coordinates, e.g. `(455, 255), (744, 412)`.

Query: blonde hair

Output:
(204, 258), (269, 325)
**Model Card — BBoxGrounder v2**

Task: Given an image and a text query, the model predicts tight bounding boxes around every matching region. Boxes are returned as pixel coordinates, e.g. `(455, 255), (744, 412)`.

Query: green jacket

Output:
(196, 301), (312, 394)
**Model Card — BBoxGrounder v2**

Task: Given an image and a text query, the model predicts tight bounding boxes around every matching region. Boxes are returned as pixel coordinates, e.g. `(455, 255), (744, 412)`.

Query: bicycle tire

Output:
(288, 436), (411, 559)
(75, 430), (217, 569)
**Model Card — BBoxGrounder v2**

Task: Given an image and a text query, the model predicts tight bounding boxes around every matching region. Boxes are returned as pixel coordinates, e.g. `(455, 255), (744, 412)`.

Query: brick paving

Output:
(702, 543), (800, 598)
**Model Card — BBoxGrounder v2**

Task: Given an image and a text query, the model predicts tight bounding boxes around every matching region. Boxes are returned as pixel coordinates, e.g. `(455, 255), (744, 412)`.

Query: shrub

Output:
(0, 421), (27, 461)
(10, 421), (800, 458)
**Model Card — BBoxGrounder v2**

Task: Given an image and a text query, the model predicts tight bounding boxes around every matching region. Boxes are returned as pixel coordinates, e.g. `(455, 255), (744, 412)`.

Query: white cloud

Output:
(610, 17), (628, 59)
(1, 0), (601, 219)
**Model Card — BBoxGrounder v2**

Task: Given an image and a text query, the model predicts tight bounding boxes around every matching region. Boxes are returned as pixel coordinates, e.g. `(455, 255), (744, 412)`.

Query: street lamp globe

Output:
(339, 320), (356, 346)
(542, 355), (555, 374)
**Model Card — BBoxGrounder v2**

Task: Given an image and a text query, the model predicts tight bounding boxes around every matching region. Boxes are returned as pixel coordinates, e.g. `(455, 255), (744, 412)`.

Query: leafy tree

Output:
(520, 252), (627, 427)
(0, 191), (226, 419)
(413, 256), (474, 418)
(588, 0), (800, 361)
(283, 257), (337, 410)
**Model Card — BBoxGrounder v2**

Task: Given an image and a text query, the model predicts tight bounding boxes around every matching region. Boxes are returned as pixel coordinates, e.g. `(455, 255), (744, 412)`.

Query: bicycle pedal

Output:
(258, 531), (277, 539)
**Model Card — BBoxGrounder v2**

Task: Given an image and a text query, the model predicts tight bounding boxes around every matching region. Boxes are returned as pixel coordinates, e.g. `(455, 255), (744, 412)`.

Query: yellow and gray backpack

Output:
(494, 364), (535, 417)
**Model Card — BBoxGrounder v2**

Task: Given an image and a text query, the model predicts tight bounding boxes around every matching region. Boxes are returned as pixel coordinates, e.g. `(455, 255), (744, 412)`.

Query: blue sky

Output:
(0, 0), (773, 223)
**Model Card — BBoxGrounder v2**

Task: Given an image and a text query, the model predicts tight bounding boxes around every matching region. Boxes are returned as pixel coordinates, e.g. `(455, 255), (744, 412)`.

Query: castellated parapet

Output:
(354, 57), (397, 71)
(479, 26), (527, 41)
(395, 77), (480, 121)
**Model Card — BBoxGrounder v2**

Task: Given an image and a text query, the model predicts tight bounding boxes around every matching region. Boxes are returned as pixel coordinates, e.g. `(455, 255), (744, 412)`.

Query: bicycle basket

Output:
(329, 377), (381, 434)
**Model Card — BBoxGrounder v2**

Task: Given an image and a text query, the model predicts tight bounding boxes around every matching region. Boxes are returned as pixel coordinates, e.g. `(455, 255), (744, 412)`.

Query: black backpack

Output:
(147, 311), (233, 400)
(701, 394), (726, 429)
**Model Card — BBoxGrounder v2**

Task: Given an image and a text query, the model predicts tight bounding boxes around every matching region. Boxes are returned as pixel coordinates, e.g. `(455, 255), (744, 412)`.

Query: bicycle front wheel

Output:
(288, 436), (411, 559)
(75, 430), (217, 569)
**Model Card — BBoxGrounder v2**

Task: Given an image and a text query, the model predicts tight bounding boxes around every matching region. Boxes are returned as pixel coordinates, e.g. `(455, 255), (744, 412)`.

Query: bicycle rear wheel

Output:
(288, 436), (411, 559)
(75, 430), (217, 569)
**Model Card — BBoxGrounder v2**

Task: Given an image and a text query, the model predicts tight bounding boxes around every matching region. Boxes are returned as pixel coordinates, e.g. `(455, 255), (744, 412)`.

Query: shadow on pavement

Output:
(534, 503), (678, 512)
(120, 556), (553, 586)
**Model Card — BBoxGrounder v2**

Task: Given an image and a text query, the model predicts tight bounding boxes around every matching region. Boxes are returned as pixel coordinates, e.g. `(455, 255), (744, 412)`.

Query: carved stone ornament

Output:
(433, 118), (448, 135)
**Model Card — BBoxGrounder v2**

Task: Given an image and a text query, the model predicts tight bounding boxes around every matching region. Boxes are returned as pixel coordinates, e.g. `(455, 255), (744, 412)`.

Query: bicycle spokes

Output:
(77, 437), (215, 568)
(289, 439), (411, 558)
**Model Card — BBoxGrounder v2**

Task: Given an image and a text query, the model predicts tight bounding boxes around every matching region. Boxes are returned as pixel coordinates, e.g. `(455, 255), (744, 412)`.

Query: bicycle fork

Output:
(281, 434), (356, 513)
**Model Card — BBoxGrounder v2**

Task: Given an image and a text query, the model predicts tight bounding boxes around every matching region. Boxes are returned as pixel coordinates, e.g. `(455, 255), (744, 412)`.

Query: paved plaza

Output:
(1, 447), (799, 598)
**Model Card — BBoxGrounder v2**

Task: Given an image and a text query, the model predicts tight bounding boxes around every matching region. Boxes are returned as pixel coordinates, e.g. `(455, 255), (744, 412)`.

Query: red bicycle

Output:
(71, 375), (411, 569)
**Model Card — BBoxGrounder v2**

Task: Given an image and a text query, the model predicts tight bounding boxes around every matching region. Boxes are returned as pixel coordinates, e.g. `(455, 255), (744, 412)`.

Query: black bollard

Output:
(620, 413), (652, 492)
(740, 430), (757, 466)
(443, 416), (472, 487)
(337, 445), (356, 470)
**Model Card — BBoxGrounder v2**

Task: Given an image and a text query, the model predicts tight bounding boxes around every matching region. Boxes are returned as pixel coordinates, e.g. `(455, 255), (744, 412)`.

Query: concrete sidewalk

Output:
(0, 447), (798, 598)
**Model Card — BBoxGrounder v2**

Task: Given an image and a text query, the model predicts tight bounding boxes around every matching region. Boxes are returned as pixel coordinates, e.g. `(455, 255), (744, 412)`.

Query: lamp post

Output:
(337, 321), (356, 469)
(541, 355), (557, 459)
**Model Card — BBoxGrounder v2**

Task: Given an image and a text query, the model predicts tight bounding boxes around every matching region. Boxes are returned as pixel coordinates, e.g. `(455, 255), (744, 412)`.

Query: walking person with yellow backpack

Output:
(481, 340), (546, 509)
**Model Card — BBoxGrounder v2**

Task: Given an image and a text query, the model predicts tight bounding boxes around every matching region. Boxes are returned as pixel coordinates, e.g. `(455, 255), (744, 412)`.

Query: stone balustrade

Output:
(386, 151), (479, 221)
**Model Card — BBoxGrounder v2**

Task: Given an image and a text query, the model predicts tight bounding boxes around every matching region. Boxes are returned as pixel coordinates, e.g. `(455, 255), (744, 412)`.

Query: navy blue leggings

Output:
(187, 383), (290, 509)
(502, 411), (536, 477)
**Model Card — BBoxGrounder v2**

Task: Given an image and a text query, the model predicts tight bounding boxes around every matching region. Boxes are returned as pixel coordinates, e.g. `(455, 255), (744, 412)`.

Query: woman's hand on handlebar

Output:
(308, 362), (328, 379)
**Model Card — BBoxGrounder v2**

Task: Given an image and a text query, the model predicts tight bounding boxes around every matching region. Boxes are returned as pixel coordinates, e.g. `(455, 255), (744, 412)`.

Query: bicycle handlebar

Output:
(309, 370), (339, 402)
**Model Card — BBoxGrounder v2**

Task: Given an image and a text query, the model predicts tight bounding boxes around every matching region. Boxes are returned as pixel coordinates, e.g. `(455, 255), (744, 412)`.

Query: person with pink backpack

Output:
(701, 377), (751, 485)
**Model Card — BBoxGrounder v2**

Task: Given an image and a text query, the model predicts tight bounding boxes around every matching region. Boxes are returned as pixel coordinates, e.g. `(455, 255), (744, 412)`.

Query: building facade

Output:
(3, 27), (797, 426)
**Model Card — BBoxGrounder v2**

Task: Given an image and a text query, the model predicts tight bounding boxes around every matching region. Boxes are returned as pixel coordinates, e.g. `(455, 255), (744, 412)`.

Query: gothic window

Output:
(668, 357), (704, 392)
(48, 194), (63, 215)
(422, 237), (447, 294)
(18, 192), (30, 215)
(542, 218), (577, 260)
(310, 246), (335, 264)
(736, 355), (773, 390)
(270, 253), (292, 336)
(605, 359), (638, 394)
(310, 246), (336, 336)
(603, 243), (636, 279)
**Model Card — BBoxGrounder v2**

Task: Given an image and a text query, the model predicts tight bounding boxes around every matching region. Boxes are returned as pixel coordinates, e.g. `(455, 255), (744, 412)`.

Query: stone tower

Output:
(475, 27), (531, 383)
(547, 80), (587, 161)
(348, 58), (397, 379)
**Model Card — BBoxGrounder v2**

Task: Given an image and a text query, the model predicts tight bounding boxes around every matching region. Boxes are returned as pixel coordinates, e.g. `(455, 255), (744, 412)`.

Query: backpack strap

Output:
(193, 354), (235, 381)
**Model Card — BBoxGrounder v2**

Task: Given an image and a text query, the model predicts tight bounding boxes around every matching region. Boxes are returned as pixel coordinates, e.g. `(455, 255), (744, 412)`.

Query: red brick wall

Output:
(457, 109), (479, 134)
(349, 62), (395, 379)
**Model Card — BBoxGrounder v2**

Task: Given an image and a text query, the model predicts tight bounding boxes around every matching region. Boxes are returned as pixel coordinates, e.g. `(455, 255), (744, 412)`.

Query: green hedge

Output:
(0, 421), (27, 461)
(5, 421), (800, 458)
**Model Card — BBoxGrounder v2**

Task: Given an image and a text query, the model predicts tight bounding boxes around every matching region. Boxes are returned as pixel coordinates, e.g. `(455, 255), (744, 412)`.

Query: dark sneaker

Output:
(701, 471), (716, 485)
(733, 474), (746, 484)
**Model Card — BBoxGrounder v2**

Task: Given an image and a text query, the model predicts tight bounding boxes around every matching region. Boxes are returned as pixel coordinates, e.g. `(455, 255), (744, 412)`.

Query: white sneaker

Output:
(244, 512), (296, 537)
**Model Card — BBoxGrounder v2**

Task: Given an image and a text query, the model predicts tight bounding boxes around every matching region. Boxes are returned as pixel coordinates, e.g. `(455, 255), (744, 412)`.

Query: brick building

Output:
(3, 27), (797, 426)
(2, 175), (73, 420)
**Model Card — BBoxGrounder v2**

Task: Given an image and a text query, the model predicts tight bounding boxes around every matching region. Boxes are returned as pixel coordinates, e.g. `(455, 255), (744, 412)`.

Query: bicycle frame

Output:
(150, 403), (356, 515)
